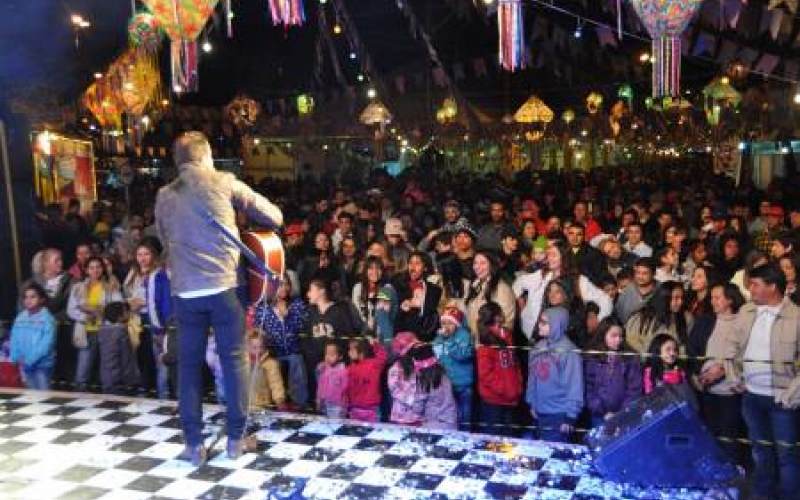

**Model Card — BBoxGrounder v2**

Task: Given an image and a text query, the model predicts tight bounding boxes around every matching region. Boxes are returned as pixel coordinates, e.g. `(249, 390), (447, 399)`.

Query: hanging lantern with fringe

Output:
(141, 0), (219, 94)
(629, 0), (702, 98)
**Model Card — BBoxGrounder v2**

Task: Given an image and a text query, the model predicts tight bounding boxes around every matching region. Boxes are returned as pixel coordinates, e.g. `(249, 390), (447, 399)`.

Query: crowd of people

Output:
(5, 156), (800, 499)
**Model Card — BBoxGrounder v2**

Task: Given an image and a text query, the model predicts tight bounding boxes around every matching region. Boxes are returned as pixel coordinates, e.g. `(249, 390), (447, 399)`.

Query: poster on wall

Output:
(32, 132), (96, 210)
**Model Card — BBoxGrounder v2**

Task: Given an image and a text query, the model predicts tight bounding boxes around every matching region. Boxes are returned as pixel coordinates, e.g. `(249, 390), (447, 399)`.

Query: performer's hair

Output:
(173, 131), (211, 165)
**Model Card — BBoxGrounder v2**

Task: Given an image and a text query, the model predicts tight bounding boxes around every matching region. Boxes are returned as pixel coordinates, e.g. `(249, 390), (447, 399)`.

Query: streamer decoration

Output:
(498, 0), (525, 71)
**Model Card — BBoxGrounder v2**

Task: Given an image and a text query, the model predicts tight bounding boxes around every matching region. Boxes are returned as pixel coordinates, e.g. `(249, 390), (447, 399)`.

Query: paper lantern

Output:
(141, 0), (220, 93)
(360, 101), (392, 126)
(586, 92), (603, 114)
(562, 108), (576, 124)
(703, 77), (741, 125)
(514, 96), (553, 124)
(617, 84), (633, 104)
(629, 0), (703, 98)
(225, 96), (261, 129)
(128, 12), (161, 52)
(297, 94), (314, 115)
(498, 0), (525, 71)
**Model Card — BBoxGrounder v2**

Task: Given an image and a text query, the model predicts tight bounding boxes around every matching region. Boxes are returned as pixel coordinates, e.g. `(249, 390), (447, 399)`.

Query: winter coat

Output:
(476, 326), (523, 407)
(465, 277), (516, 340)
(584, 354), (642, 418)
(10, 309), (57, 370)
(346, 341), (388, 409)
(387, 363), (458, 429)
(316, 362), (348, 407)
(249, 353), (286, 410)
(254, 298), (307, 357)
(432, 325), (474, 391)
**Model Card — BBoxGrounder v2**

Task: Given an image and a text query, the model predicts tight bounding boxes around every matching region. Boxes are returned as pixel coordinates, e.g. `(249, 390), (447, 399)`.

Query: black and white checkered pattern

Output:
(0, 390), (710, 500)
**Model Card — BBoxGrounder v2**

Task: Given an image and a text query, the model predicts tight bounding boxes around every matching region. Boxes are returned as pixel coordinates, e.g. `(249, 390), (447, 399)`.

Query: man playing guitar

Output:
(155, 131), (283, 466)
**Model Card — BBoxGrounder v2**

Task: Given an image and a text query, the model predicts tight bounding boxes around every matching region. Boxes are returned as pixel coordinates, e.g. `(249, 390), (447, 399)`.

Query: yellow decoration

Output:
(586, 92), (603, 114)
(513, 95), (554, 124)
(562, 108), (575, 124)
(360, 101), (392, 126)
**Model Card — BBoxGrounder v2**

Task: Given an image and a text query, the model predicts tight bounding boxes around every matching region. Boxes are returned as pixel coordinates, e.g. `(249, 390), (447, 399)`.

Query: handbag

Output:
(72, 321), (88, 349)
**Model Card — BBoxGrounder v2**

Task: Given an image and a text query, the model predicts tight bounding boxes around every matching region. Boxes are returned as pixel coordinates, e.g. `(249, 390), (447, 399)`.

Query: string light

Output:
(367, 88), (376, 99)
(349, 52), (357, 60)
(573, 19), (583, 39)
(201, 41), (212, 53)
(794, 92), (800, 105)
(639, 52), (651, 63)
(357, 73), (365, 82)
(333, 23), (342, 34)
(94, 72), (103, 79)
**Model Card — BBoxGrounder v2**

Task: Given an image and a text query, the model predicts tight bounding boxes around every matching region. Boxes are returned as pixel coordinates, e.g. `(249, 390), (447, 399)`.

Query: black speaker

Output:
(586, 384), (740, 488)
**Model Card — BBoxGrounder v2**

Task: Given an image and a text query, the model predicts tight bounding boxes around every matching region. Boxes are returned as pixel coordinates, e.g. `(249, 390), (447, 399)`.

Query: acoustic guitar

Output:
(199, 211), (285, 304)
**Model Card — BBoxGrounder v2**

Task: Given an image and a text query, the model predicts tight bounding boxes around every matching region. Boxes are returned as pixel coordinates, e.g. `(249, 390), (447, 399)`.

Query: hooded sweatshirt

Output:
(477, 324), (523, 406)
(526, 307), (584, 422)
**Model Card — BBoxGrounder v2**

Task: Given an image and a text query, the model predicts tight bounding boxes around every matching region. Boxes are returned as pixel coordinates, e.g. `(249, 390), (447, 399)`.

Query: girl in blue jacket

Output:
(432, 307), (474, 431)
(11, 283), (57, 390)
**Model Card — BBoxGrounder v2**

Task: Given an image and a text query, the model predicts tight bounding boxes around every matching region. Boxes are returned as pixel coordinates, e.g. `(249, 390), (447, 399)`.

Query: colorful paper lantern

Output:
(629, 0), (703, 98)
(225, 96), (261, 129)
(703, 77), (741, 125)
(128, 12), (161, 52)
(498, 0), (525, 71)
(360, 101), (393, 126)
(297, 94), (314, 115)
(141, 0), (220, 93)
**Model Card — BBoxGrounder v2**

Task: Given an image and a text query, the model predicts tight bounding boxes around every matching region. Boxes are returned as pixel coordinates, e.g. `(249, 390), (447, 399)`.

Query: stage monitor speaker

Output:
(586, 384), (740, 488)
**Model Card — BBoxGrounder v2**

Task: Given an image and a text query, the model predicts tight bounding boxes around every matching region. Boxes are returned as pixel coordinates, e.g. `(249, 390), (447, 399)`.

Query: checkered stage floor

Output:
(0, 389), (713, 500)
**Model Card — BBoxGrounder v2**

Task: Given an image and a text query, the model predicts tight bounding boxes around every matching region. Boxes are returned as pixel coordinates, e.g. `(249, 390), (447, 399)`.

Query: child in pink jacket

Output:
(345, 337), (388, 422)
(316, 340), (348, 418)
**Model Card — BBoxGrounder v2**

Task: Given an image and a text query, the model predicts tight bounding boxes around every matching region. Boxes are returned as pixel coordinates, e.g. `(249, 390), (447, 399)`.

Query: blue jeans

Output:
(173, 289), (247, 446)
(537, 413), (572, 443)
(74, 334), (99, 388)
(278, 354), (308, 408)
(480, 401), (515, 437)
(149, 331), (171, 399)
(742, 392), (800, 500)
(454, 386), (473, 432)
(23, 366), (52, 390)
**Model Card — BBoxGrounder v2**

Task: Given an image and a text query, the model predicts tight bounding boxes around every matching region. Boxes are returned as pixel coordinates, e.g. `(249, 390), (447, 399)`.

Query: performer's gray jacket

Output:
(155, 160), (283, 295)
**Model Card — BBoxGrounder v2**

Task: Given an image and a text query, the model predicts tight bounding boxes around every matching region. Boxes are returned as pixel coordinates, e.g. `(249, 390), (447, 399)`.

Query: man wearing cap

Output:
(156, 132), (283, 466)
(385, 218), (413, 274)
(754, 205), (785, 254)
